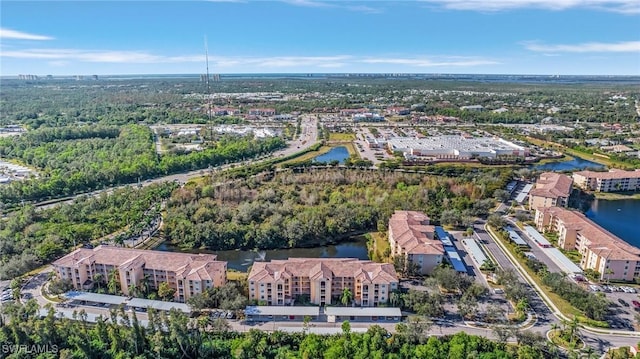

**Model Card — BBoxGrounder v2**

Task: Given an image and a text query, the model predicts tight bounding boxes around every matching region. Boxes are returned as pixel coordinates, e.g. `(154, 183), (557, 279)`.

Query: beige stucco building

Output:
(573, 169), (640, 192)
(247, 258), (398, 307)
(529, 172), (573, 209)
(53, 245), (227, 302)
(535, 207), (640, 281)
(388, 210), (444, 275)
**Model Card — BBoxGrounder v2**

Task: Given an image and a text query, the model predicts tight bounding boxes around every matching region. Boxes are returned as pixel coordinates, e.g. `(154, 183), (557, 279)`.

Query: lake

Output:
(154, 236), (370, 272)
(585, 198), (639, 248)
(531, 157), (605, 171)
(313, 146), (350, 164)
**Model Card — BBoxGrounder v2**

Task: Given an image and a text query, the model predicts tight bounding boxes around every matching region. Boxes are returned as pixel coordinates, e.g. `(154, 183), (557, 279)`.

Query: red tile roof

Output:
(389, 210), (444, 256)
(530, 172), (573, 199)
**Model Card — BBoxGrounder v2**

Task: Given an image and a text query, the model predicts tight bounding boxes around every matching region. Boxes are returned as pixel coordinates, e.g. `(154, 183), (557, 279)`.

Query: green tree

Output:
(341, 287), (353, 307)
(158, 282), (176, 301)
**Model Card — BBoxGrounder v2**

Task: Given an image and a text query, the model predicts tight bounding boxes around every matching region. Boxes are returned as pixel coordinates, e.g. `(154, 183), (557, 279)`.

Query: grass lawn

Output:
(328, 132), (355, 141)
(278, 146), (333, 166)
(227, 270), (248, 282)
(369, 232), (390, 263)
(343, 142), (359, 157)
(594, 191), (640, 200)
(548, 330), (584, 350)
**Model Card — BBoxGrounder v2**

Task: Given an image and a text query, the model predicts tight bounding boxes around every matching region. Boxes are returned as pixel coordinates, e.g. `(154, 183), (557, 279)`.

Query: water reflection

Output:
(155, 236), (370, 271)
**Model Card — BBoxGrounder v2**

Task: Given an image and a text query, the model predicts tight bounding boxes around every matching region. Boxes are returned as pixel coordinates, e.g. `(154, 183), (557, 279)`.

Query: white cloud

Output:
(524, 40), (640, 53)
(419, 0), (640, 14)
(281, 0), (332, 8)
(0, 28), (54, 40)
(1, 48), (203, 63)
(281, 0), (383, 13)
(1, 48), (498, 69)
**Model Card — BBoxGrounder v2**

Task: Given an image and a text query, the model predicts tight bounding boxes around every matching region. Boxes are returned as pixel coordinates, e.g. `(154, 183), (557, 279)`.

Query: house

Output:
(529, 172), (573, 209)
(248, 108), (276, 116)
(247, 258), (398, 307)
(388, 210), (444, 275)
(535, 207), (640, 281)
(53, 246), (227, 302)
(573, 169), (640, 192)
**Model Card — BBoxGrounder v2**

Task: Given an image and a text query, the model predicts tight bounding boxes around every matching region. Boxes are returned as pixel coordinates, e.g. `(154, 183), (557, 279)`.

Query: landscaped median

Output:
(485, 224), (640, 337)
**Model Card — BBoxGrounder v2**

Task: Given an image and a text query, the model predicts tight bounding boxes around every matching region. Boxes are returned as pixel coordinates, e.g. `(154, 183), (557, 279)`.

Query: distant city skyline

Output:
(1, 1), (639, 76)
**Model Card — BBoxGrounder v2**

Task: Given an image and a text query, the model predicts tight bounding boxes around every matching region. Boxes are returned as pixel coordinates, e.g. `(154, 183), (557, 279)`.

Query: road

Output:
(477, 221), (638, 351)
(31, 117), (318, 212)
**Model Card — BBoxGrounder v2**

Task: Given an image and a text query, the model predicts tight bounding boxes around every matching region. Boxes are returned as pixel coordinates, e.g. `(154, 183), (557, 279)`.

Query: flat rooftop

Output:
(324, 307), (401, 317)
(244, 306), (320, 317)
(128, 298), (191, 313)
(387, 135), (525, 152)
(64, 291), (128, 305)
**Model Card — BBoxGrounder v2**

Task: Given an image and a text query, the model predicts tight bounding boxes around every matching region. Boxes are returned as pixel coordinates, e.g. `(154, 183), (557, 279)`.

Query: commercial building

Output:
(247, 258), (398, 307)
(535, 207), (640, 281)
(388, 210), (444, 275)
(53, 245), (227, 302)
(387, 135), (528, 160)
(529, 172), (573, 209)
(573, 169), (640, 192)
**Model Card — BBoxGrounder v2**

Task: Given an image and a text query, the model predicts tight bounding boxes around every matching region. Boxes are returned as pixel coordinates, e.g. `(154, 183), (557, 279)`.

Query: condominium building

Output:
(573, 169), (640, 192)
(53, 245), (227, 302)
(388, 210), (444, 275)
(535, 207), (640, 281)
(247, 258), (398, 307)
(529, 172), (573, 209)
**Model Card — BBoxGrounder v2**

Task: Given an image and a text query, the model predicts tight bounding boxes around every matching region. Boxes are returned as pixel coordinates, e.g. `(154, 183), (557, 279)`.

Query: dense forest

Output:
(2, 78), (638, 129)
(0, 125), (285, 204)
(0, 183), (176, 278)
(163, 168), (510, 251)
(0, 301), (560, 359)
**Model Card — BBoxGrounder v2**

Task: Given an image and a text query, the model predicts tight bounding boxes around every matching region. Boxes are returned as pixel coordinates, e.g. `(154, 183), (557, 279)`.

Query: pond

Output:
(313, 146), (350, 164)
(531, 157), (604, 171)
(585, 198), (640, 248)
(154, 236), (370, 272)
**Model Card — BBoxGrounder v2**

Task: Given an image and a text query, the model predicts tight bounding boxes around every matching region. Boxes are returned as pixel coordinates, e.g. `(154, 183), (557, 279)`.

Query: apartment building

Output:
(529, 172), (573, 209)
(388, 210), (444, 275)
(53, 245), (227, 302)
(573, 169), (640, 192)
(247, 258), (398, 307)
(535, 207), (640, 281)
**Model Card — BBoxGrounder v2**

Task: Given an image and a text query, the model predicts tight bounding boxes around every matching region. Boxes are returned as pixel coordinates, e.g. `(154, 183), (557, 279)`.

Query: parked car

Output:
(618, 298), (629, 307)
(631, 300), (640, 308)
(226, 311), (234, 319)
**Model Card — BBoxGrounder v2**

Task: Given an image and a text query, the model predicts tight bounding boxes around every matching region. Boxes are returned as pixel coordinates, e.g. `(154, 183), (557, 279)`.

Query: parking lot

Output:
(586, 283), (640, 330)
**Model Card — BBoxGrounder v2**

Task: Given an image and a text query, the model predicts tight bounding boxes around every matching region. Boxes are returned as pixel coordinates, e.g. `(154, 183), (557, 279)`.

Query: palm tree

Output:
(139, 275), (151, 298)
(107, 269), (120, 295)
(567, 317), (580, 345)
(93, 273), (104, 291)
(389, 291), (402, 308)
(341, 287), (353, 307)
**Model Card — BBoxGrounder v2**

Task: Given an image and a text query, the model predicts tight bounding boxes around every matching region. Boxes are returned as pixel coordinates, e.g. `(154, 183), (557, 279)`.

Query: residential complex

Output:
(572, 169), (640, 192)
(53, 245), (227, 302)
(387, 135), (528, 160)
(535, 207), (640, 281)
(247, 258), (398, 307)
(528, 172), (573, 209)
(388, 210), (444, 275)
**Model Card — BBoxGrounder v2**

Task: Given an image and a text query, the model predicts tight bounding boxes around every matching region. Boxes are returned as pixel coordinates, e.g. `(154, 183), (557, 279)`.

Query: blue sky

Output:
(1, 1), (639, 75)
